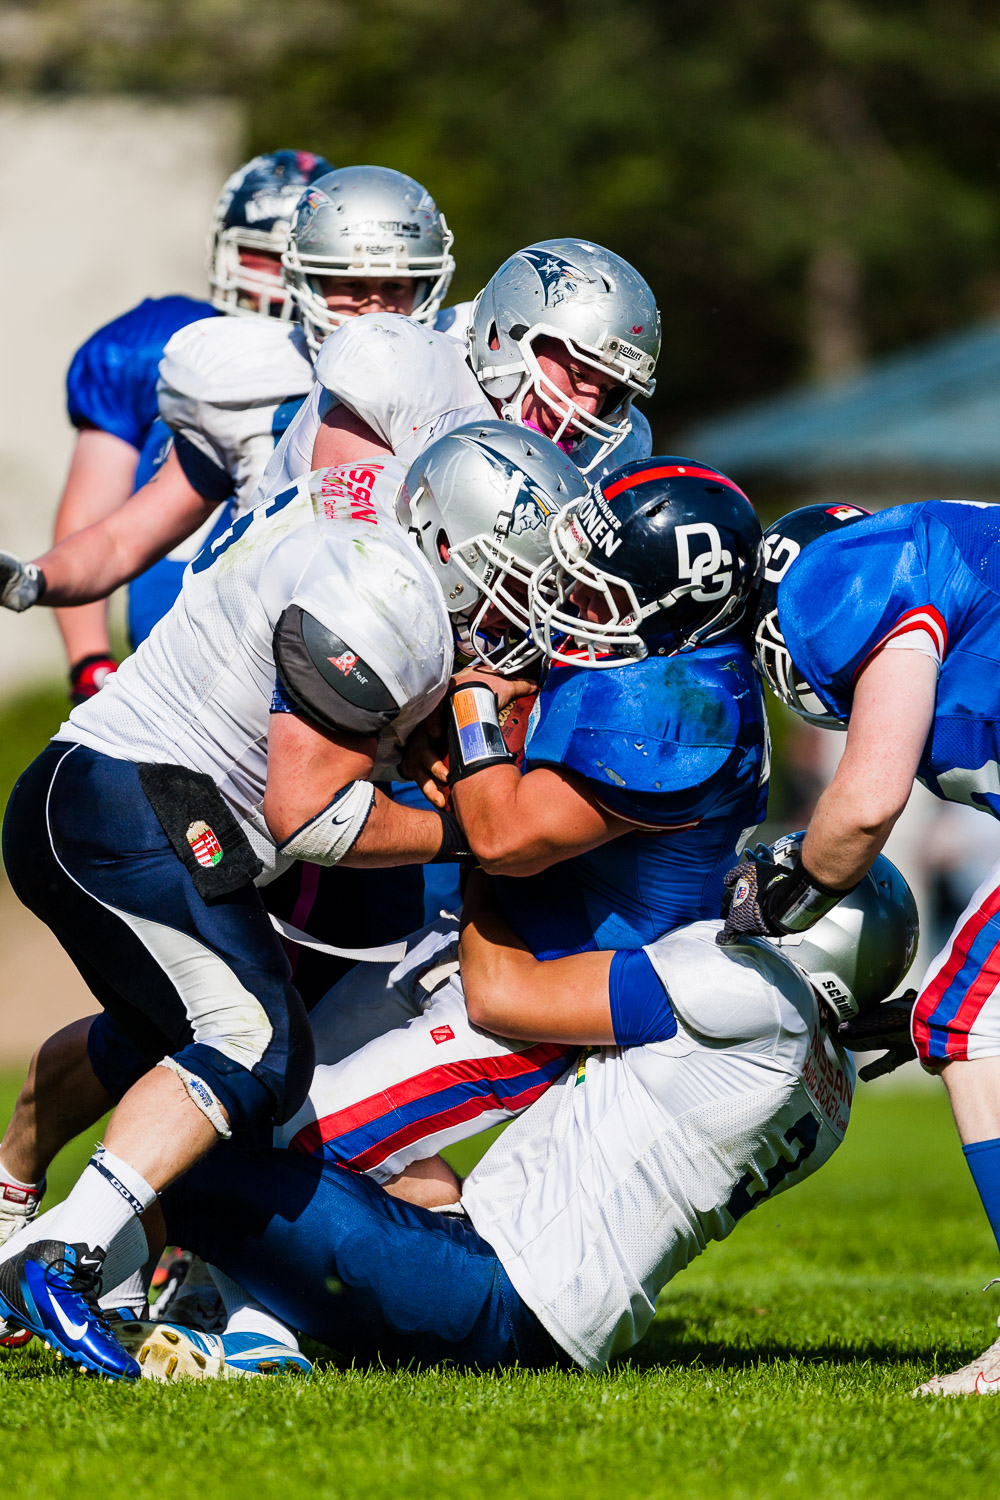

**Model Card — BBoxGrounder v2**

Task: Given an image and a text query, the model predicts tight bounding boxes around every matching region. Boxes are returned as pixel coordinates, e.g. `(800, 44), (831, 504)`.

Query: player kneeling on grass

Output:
(0, 422), (583, 1380)
(721, 498), (1000, 1396)
(99, 855), (917, 1378)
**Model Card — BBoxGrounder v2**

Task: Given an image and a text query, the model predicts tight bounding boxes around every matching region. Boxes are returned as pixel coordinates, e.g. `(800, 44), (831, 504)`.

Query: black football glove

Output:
(718, 842), (853, 946)
(838, 990), (918, 1082)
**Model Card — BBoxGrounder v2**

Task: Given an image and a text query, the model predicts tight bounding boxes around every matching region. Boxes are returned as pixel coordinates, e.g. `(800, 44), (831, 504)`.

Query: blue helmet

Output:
(528, 456), (763, 667)
(209, 149), (334, 319)
(754, 503), (870, 724)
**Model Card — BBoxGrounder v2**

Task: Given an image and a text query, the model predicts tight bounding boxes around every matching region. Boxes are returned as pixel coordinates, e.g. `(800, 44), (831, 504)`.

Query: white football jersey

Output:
(158, 317), (314, 513)
(57, 460), (453, 879)
(462, 921), (854, 1373)
(258, 311), (653, 501)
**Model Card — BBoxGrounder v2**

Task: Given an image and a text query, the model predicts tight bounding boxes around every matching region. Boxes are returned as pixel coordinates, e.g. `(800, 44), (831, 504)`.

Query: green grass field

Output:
(1, 1075), (999, 1499)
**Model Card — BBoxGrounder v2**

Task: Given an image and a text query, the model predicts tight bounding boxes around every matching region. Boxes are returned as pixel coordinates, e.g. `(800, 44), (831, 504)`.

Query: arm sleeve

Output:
(609, 948), (677, 1046)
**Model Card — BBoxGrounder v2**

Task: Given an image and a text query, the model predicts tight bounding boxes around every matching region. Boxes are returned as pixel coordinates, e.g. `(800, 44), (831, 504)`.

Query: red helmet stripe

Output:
(602, 464), (749, 504)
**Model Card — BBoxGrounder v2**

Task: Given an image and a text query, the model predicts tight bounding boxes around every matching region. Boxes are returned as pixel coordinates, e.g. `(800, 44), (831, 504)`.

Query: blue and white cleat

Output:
(0, 1240), (140, 1380)
(128, 1321), (311, 1381)
(220, 1330), (312, 1379)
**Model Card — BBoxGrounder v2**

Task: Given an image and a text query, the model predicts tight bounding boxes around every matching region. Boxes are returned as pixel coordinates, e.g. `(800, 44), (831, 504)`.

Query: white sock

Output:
(210, 1266), (299, 1351)
(97, 1211), (152, 1304)
(98, 1268), (148, 1316)
(0, 1203), (65, 1263)
(54, 1145), (156, 1257)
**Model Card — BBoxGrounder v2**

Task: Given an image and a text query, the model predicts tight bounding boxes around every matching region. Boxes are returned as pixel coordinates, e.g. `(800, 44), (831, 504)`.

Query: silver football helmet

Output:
(283, 166), (455, 353)
(763, 834), (919, 1022)
(208, 150), (333, 320)
(468, 239), (660, 475)
(397, 419), (589, 672)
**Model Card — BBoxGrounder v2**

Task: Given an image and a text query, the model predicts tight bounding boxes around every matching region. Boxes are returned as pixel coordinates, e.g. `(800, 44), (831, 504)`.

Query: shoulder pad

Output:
(273, 604), (400, 736)
(312, 314), (484, 455)
(160, 318), (313, 406)
(526, 647), (760, 798)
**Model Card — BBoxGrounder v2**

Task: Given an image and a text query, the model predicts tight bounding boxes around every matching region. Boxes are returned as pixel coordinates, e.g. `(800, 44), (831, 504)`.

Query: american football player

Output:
(53, 149), (333, 695)
(82, 854), (916, 1379)
(720, 499), (1000, 1396)
(0, 424), (581, 1380)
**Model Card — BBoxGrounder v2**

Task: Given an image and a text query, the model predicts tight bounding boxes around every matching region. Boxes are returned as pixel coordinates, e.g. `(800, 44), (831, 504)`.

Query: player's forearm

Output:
(54, 600), (113, 664)
(339, 789), (453, 866)
(801, 774), (906, 889)
(32, 521), (147, 605)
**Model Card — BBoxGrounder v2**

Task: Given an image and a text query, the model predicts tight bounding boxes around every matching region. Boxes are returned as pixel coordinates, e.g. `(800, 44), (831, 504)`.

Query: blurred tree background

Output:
(4, 0), (1000, 441)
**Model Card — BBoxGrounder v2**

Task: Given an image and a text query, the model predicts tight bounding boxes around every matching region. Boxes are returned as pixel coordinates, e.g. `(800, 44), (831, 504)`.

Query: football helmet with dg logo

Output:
(209, 150), (334, 320)
(528, 457), (762, 668)
(755, 504), (870, 725)
(397, 419), (589, 673)
(283, 166), (455, 353)
(468, 239), (660, 476)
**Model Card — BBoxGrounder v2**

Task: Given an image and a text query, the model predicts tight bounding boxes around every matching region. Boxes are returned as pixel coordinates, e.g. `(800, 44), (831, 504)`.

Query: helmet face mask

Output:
(282, 166), (455, 353)
(208, 150), (333, 321)
(398, 421), (589, 673)
(761, 834), (919, 1022)
(528, 459), (763, 669)
(469, 241), (660, 476)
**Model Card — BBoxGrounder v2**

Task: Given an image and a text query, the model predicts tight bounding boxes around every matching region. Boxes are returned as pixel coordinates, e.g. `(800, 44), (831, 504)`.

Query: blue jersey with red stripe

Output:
(494, 641), (769, 957)
(780, 501), (1000, 818)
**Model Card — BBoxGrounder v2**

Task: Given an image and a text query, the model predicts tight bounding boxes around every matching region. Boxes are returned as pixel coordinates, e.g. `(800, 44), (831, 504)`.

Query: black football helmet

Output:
(755, 504), (870, 724)
(528, 457), (763, 667)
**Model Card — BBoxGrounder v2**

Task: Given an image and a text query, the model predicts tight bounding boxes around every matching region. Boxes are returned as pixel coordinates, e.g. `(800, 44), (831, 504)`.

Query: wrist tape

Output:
(765, 851), (853, 934)
(277, 779), (376, 865)
(446, 684), (516, 784)
(429, 809), (474, 864)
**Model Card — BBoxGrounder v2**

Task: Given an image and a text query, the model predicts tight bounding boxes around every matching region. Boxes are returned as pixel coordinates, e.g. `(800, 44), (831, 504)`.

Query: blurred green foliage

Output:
(0, 683), (67, 826)
(4, 0), (1000, 436)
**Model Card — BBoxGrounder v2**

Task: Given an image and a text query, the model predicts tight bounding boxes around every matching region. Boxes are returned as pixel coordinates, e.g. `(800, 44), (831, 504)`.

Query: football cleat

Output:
(126, 1322), (225, 1383)
(0, 1173), (45, 1247)
(219, 1330), (312, 1379)
(0, 1325), (33, 1350)
(0, 1239), (139, 1380)
(128, 1322), (311, 1381)
(914, 1317), (1000, 1396)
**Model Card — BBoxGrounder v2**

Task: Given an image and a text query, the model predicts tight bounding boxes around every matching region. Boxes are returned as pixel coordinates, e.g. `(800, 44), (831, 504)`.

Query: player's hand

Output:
(451, 662), (539, 711)
(838, 990), (918, 1082)
(717, 845), (791, 943)
(0, 551), (45, 612)
(69, 654), (118, 707)
(400, 708), (449, 809)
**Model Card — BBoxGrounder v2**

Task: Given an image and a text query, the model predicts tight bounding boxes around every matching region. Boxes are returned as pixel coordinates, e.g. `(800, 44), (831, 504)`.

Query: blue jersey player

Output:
(54, 149), (332, 698)
(720, 498), (1000, 1396)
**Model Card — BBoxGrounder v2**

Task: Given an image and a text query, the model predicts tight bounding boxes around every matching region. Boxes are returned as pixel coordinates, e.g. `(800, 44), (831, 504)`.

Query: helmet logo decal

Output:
(763, 533), (801, 584)
(510, 485), (557, 536)
(676, 522), (733, 602)
(632, 325), (644, 334)
(575, 491), (623, 559)
(519, 248), (595, 307)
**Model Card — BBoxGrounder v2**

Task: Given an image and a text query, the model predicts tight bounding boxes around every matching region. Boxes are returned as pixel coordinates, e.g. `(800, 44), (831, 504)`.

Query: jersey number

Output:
(190, 485), (298, 575)
(724, 1111), (820, 1224)
(676, 523), (732, 601)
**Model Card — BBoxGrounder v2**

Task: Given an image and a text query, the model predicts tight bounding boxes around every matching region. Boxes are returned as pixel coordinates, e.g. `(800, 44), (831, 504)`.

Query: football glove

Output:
(0, 550), (45, 612)
(838, 990), (918, 1082)
(69, 653), (117, 706)
(718, 842), (852, 945)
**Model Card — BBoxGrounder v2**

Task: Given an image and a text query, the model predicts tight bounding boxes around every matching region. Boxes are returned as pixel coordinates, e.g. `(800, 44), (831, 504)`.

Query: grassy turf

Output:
(1, 1077), (997, 1500)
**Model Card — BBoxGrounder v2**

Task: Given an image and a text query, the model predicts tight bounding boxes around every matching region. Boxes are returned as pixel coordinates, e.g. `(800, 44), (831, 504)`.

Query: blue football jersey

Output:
(780, 500), (1000, 818)
(493, 643), (770, 957)
(66, 295), (217, 449)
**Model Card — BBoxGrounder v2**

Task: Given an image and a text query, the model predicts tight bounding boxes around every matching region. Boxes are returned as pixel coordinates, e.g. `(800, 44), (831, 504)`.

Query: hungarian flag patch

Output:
(186, 820), (223, 868)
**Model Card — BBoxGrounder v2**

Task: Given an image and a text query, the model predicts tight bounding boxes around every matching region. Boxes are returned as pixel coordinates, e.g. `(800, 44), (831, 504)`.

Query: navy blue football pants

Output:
(2, 742), (314, 1132)
(162, 1143), (564, 1371)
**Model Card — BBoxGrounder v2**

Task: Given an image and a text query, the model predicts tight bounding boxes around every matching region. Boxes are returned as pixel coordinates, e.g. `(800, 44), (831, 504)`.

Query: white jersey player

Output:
(122, 857), (916, 1379)
(0, 424), (582, 1381)
(260, 236), (660, 498)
